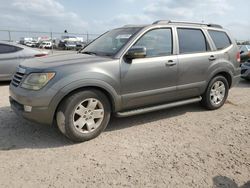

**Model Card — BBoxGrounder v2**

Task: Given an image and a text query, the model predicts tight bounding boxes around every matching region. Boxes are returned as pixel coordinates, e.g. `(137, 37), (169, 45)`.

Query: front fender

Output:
(49, 79), (122, 119)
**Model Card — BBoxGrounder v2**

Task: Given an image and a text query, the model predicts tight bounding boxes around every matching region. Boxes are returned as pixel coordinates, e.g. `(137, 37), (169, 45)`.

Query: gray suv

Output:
(9, 20), (241, 142)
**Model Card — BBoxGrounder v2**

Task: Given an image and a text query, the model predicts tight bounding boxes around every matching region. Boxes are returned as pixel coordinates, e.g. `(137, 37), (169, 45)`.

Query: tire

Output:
(56, 89), (111, 142)
(201, 75), (229, 110)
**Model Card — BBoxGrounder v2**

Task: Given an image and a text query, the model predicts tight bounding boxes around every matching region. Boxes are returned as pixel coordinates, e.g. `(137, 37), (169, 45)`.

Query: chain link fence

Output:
(0, 29), (249, 49)
(237, 40), (250, 45)
(0, 29), (100, 43)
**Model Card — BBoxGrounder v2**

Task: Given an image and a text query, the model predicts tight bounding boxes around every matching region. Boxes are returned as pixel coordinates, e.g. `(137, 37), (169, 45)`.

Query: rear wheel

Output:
(201, 75), (229, 110)
(56, 89), (111, 142)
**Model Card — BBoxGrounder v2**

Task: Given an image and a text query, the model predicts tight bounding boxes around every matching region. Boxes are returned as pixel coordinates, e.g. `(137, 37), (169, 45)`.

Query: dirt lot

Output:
(0, 80), (249, 188)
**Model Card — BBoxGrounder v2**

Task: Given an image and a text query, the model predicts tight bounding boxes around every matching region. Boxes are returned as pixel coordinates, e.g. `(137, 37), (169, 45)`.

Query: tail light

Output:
(34, 53), (47, 57)
(236, 52), (241, 63)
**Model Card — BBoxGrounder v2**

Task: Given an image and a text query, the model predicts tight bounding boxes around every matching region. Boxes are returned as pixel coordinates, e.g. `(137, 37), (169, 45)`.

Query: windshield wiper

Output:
(98, 53), (113, 57)
(81, 51), (98, 55)
(81, 51), (113, 57)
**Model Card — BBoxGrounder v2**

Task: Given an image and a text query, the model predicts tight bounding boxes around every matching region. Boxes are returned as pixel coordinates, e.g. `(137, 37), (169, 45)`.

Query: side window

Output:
(0, 44), (21, 54)
(177, 28), (209, 54)
(208, 30), (231, 50)
(133, 28), (172, 57)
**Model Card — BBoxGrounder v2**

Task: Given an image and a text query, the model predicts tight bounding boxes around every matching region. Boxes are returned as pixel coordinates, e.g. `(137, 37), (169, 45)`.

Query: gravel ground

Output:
(0, 80), (249, 188)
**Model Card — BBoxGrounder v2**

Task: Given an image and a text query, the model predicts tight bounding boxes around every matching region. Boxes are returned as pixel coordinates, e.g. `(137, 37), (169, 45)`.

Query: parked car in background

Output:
(75, 42), (85, 51)
(240, 51), (250, 80)
(58, 41), (84, 50)
(241, 61), (250, 80)
(239, 45), (250, 80)
(0, 41), (47, 81)
(61, 36), (83, 43)
(9, 20), (241, 142)
(58, 41), (75, 50)
(39, 41), (53, 49)
(65, 41), (78, 50)
(25, 41), (37, 47)
(19, 37), (33, 45)
(240, 45), (250, 54)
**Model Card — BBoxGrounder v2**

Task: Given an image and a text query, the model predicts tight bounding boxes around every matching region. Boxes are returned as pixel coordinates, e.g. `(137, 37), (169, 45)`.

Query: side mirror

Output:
(240, 50), (244, 54)
(125, 46), (146, 60)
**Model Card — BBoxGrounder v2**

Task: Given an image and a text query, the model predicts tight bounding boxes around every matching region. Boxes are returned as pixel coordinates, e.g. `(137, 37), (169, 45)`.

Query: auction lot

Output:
(0, 79), (249, 187)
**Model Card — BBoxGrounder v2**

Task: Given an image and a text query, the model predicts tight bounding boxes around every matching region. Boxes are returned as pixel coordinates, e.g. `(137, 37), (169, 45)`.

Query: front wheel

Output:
(56, 90), (111, 142)
(201, 75), (229, 110)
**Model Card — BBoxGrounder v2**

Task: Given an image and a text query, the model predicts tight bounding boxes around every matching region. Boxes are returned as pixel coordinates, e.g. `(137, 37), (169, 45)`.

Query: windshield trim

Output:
(80, 27), (143, 58)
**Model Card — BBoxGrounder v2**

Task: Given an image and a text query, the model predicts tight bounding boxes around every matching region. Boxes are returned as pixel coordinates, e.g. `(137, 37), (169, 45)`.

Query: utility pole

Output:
(50, 31), (53, 54)
(8, 30), (11, 42)
(87, 32), (89, 44)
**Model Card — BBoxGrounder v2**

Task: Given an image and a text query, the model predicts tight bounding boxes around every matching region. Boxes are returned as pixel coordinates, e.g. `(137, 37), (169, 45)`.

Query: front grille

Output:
(11, 72), (25, 87)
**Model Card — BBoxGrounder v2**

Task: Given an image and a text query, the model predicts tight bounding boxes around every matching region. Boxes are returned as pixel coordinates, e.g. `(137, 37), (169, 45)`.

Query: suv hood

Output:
(21, 53), (113, 69)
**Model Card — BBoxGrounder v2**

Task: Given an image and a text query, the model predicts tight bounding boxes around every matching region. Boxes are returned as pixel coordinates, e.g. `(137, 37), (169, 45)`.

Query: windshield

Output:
(81, 27), (142, 57)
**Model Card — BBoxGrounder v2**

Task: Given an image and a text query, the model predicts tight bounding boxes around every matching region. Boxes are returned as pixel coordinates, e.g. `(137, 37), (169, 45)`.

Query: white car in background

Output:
(39, 41), (53, 49)
(0, 41), (47, 81)
(25, 41), (37, 47)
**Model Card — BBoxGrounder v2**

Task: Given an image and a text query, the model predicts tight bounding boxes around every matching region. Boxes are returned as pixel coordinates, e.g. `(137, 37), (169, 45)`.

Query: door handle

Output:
(209, 55), (216, 61)
(165, 60), (176, 66)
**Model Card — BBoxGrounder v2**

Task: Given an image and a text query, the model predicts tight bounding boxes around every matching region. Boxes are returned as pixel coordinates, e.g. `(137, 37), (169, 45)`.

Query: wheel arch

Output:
(208, 68), (233, 88)
(214, 72), (232, 88)
(50, 80), (121, 124)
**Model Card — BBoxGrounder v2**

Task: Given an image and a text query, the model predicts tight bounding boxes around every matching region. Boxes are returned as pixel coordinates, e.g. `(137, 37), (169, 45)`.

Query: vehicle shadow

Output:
(0, 81), (11, 86)
(107, 102), (205, 132)
(0, 106), (73, 151)
(236, 79), (250, 88)
(213, 176), (250, 188)
(0, 102), (205, 150)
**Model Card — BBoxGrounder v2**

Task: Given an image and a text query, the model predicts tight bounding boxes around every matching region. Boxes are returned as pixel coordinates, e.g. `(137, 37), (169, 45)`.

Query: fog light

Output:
(24, 105), (32, 112)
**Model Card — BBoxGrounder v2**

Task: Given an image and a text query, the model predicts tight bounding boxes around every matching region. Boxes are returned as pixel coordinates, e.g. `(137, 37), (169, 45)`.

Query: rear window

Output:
(0, 44), (22, 54)
(208, 30), (231, 50)
(177, 28), (209, 54)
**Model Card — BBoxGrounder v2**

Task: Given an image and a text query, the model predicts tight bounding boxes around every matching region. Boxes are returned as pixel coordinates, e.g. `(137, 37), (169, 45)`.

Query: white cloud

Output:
(143, 0), (233, 22)
(226, 22), (250, 41)
(90, 14), (152, 34)
(0, 0), (249, 40)
(0, 0), (88, 33)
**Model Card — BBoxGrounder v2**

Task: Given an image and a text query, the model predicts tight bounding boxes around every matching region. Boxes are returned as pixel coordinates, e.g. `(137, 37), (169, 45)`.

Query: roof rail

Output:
(152, 20), (171, 25)
(206, 23), (223, 29)
(152, 20), (223, 29)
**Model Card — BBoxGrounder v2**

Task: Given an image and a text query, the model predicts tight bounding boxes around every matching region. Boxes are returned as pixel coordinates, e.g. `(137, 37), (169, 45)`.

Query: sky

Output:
(0, 0), (249, 40)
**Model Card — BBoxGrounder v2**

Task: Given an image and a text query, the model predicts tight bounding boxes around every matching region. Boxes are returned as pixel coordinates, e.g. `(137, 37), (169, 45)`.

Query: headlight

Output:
(21, 72), (55, 90)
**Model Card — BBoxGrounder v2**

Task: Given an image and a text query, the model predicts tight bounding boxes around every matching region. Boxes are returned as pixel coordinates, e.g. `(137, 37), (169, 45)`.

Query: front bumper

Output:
(241, 63), (250, 79)
(9, 84), (57, 125)
(9, 96), (53, 125)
